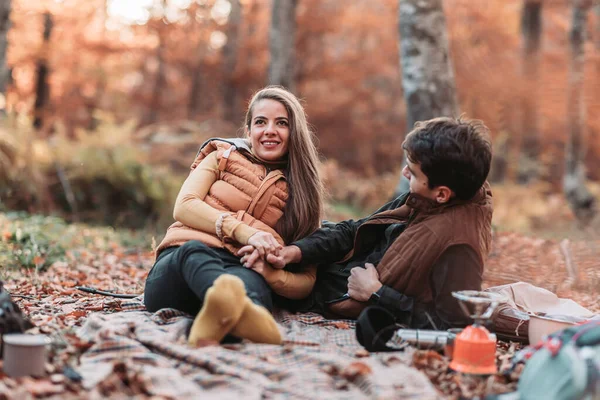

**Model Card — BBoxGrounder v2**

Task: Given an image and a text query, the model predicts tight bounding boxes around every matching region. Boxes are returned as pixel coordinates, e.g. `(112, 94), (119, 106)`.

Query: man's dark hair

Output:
(402, 117), (492, 200)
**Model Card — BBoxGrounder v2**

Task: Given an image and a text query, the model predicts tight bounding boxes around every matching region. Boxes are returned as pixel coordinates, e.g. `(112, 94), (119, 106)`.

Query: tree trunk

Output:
(33, 12), (53, 130)
(268, 0), (297, 92)
(595, 1), (600, 51)
(564, 0), (596, 221)
(393, 0), (459, 196)
(222, 0), (241, 123)
(518, 0), (543, 183)
(143, 0), (168, 125)
(0, 0), (11, 101)
(187, 46), (203, 119)
(145, 29), (166, 125)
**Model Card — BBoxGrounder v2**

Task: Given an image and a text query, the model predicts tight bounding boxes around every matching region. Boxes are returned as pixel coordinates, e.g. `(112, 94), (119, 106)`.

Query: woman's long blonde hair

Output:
(244, 86), (324, 243)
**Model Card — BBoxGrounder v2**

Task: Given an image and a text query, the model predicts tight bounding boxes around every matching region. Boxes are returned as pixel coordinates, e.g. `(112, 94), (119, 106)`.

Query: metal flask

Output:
(388, 328), (469, 357)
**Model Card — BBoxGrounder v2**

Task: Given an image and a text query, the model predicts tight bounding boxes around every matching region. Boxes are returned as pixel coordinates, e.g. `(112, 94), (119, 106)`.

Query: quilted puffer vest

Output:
(329, 184), (493, 319)
(156, 139), (288, 256)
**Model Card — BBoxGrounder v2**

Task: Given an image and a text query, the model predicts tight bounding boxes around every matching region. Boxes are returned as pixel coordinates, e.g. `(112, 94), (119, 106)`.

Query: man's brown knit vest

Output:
(329, 184), (493, 318)
(156, 140), (288, 256)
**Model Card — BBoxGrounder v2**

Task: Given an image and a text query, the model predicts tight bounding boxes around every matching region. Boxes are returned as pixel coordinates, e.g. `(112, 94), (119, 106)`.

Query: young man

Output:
(242, 117), (493, 329)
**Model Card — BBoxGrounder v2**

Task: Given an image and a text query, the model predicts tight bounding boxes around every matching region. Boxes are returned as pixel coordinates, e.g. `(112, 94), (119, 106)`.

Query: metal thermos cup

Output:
(391, 328), (466, 358)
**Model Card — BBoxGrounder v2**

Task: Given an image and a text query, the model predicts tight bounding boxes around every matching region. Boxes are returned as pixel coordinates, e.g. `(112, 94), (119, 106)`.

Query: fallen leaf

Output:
(331, 321), (351, 329)
(340, 361), (373, 382)
(354, 348), (370, 358)
(33, 256), (46, 266)
(22, 378), (65, 397)
(341, 361), (372, 382)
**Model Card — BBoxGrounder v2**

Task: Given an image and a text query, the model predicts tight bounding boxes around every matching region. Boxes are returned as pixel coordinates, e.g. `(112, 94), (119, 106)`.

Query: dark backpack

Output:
(0, 281), (34, 356)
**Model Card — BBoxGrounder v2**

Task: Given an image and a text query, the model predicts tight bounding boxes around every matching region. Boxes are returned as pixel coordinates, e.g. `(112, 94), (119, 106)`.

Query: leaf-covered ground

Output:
(0, 213), (598, 399)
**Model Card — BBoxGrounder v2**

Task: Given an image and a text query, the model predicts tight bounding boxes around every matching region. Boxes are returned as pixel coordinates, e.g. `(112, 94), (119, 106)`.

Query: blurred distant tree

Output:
(33, 12), (52, 130)
(564, 0), (596, 221)
(222, 0), (241, 122)
(144, 2), (168, 125)
(6, 0), (600, 191)
(268, 0), (297, 92)
(186, 1), (215, 120)
(518, 0), (542, 183)
(393, 0), (459, 196)
(596, 1), (600, 51)
(0, 0), (11, 101)
(187, 42), (205, 119)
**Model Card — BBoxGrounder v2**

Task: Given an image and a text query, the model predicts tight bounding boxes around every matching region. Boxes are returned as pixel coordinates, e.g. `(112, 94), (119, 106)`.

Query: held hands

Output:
(244, 254), (278, 281)
(238, 247), (280, 281)
(246, 231), (282, 259)
(347, 263), (383, 302)
(237, 245), (300, 269)
(238, 246), (286, 269)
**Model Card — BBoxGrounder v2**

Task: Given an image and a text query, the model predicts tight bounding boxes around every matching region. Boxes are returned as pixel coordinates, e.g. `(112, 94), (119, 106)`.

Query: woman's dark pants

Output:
(144, 241), (273, 316)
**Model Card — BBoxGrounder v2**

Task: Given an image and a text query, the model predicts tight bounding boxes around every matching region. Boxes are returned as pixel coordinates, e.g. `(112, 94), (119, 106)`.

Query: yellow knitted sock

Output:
(188, 275), (247, 346)
(230, 298), (282, 345)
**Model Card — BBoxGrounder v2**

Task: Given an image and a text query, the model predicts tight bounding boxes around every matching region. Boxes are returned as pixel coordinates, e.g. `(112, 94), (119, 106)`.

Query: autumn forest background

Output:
(0, 1), (599, 397)
(2, 0), (600, 237)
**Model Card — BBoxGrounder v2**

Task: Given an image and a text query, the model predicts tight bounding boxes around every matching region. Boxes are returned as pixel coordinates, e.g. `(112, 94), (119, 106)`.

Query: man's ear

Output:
(435, 186), (453, 204)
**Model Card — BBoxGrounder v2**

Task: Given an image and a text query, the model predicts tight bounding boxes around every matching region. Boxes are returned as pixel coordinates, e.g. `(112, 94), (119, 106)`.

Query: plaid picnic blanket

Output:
(76, 298), (439, 399)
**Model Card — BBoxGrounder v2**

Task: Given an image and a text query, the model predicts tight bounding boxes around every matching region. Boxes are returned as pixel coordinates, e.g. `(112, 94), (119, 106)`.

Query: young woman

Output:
(144, 86), (324, 345)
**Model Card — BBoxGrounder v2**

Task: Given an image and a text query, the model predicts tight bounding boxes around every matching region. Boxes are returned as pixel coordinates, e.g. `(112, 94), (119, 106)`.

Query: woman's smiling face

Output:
(247, 99), (290, 162)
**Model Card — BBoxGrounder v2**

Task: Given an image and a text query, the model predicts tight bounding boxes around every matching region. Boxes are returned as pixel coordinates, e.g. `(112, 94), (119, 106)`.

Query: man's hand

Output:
(347, 263), (383, 302)
(237, 245), (301, 269)
(241, 251), (278, 282)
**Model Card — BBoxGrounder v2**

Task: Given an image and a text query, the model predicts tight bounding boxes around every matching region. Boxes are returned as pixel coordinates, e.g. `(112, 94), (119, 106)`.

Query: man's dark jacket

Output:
(289, 183), (493, 330)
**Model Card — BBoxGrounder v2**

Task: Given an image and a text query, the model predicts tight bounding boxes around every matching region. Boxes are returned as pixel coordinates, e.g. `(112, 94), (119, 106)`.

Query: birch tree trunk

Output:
(0, 0), (11, 101)
(564, 0), (596, 221)
(222, 0), (242, 122)
(518, 0), (542, 183)
(268, 0), (297, 92)
(393, 0), (459, 196)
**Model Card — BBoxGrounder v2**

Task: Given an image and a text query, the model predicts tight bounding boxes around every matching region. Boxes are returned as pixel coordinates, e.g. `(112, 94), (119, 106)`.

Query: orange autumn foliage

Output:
(4, 0), (600, 183)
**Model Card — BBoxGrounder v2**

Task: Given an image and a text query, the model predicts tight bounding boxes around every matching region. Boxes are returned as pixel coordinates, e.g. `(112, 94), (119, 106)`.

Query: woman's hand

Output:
(239, 247), (259, 267)
(240, 248), (278, 281)
(238, 245), (292, 269)
(247, 231), (282, 259)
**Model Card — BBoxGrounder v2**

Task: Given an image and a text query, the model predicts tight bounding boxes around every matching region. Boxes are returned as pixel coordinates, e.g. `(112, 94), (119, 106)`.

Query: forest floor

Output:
(0, 194), (599, 398)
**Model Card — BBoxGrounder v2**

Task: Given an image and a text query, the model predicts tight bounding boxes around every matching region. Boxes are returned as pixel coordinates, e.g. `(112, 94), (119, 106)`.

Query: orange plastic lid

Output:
(449, 325), (497, 374)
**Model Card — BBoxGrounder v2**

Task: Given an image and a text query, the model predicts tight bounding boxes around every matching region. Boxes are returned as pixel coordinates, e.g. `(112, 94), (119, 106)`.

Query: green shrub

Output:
(0, 213), (67, 271)
(0, 113), (183, 230)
